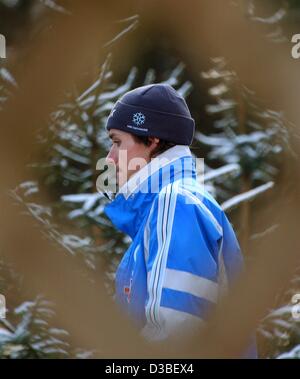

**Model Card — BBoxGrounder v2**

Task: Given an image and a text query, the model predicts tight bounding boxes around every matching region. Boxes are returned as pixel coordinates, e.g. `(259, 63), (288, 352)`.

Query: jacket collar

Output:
(104, 145), (194, 239)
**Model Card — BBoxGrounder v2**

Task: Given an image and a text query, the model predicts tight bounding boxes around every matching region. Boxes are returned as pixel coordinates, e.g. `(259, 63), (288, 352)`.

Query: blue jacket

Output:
(104, 145), (257, 357)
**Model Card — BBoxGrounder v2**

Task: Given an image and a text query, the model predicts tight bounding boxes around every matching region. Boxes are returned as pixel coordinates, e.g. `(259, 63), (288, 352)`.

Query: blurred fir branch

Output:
(278, 344), (300, 359)
(0, 295), (93, 358)
(103, 15), (140, 49)
(39, 0), (70, 15)
(197, 56), (300, 358)
(239, 0), (300, 43)
(0, 12), (299, 356)
(257, 264), (300, 358)
(0, 67), (17, 110)
(198, 57), (294, 199)
(197, 56), (296, 257)
(0, 12), (143, 358)
(0, 247), (90, 358)
(2, 54), (298, 358)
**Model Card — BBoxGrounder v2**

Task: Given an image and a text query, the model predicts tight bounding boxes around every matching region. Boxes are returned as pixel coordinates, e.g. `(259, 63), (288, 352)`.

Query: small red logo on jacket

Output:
(123, 278), (132, 303)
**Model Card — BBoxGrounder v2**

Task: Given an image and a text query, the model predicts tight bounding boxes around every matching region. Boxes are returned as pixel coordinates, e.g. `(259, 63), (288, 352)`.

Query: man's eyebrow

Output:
(108, 132), (121, 140)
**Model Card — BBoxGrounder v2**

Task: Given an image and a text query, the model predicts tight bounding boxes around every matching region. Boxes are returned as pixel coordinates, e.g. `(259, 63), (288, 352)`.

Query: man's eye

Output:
(113, 140), (120, 146)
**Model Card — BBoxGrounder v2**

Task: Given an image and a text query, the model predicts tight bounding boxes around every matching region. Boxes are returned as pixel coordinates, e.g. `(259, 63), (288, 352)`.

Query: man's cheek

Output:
(117, 166), (129, 187)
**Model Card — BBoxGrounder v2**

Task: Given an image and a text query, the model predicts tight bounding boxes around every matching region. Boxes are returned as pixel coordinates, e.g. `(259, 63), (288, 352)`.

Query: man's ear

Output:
(148, 137), (160, 148)
(148, 137), (160, 155)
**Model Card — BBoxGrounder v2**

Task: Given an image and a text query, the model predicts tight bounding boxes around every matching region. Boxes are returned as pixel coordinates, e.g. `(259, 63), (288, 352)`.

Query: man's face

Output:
(106, 129), (158, 189)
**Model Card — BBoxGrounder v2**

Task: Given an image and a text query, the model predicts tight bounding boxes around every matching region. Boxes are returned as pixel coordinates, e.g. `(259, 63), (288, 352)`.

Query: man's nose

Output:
(106, 148), (117, 165)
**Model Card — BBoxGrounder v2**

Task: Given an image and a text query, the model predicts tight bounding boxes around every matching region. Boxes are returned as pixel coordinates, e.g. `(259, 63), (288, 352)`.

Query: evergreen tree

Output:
(1, 0), (300, 359)
(196, 56), (299, 358)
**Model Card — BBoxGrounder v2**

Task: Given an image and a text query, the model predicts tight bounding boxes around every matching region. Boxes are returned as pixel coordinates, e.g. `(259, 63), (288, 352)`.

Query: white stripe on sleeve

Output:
(163, 268), (219, 303)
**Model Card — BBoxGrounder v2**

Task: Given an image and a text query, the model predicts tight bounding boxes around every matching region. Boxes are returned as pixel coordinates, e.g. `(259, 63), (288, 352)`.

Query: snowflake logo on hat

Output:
(132, 112), (145, 126)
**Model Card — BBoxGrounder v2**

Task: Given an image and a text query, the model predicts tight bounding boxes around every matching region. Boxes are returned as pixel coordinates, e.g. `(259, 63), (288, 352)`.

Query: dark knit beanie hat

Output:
(106, 83), (195, 145)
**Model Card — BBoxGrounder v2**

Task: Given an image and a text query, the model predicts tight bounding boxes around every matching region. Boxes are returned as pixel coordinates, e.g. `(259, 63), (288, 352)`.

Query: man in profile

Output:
(102, 83), (257, 358)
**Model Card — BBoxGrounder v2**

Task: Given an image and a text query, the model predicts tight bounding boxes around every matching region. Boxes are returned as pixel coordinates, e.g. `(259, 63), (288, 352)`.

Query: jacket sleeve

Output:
(141, 183), (225, 341)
